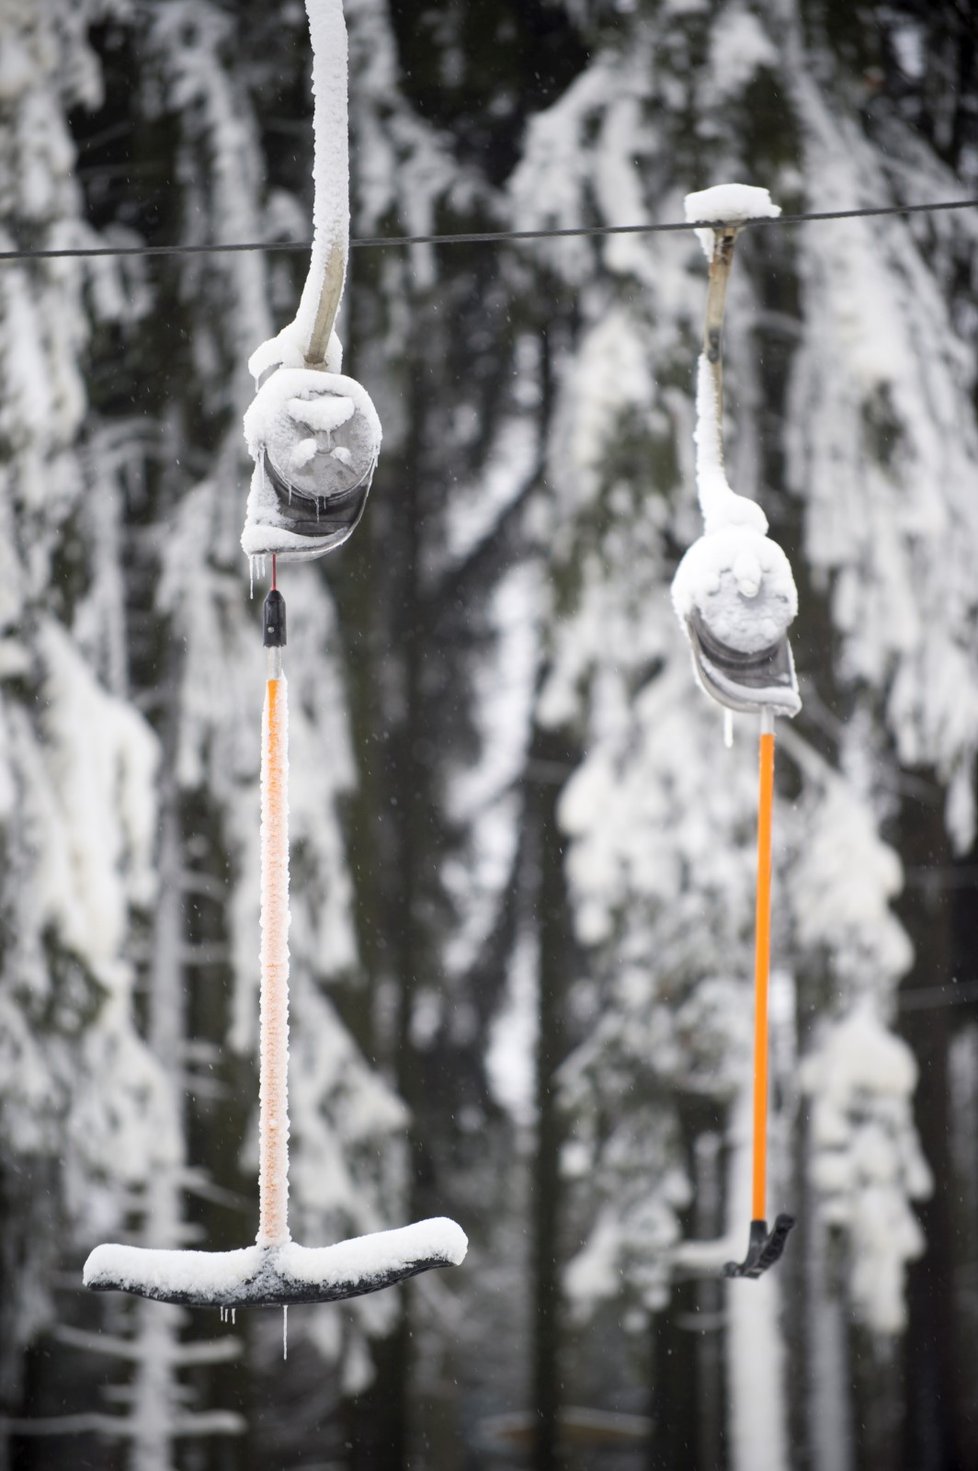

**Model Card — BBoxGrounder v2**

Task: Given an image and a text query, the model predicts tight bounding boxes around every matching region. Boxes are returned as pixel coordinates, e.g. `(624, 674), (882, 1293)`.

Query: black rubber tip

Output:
(723, 1214), (795, 1279)
(263, 588), (286, 648)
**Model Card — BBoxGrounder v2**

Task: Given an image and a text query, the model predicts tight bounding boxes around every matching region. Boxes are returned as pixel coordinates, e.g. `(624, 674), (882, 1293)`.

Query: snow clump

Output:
(684, 182), (782, 259)
(671, 356), (798, 655)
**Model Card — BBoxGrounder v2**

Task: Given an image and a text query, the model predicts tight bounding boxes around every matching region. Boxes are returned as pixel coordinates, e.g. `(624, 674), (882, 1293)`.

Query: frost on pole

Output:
(241, 0), (381, 565)
(672, 182), (800, 719)
(258, 671), (291, 1249)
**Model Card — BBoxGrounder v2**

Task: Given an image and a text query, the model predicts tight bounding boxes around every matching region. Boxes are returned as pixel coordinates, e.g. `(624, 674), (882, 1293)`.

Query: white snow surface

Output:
(784, 64), (978, 843)
(687, 356), (768, 535)
(707, 8), (778, 102)
(288, 392), (355, 435)
(248, 319), (343, 382)
(790, 778), (912, 992)
(84, 1218), (468, 1305)
(671, 356), (797, 651)
(243, 368), (380, 482)
(240, 367), (381, 558)
(685, 182), (782, 258)
(294, 0), (349, 361)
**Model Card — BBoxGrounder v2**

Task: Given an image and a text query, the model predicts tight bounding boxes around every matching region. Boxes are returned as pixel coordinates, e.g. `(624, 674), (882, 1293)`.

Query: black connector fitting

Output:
(723, 1214), (795, 1279)
(263, 588), (287, 648)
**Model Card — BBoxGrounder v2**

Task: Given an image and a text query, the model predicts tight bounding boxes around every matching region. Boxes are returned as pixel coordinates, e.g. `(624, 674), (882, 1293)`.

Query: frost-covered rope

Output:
(297, 0), (349, 365)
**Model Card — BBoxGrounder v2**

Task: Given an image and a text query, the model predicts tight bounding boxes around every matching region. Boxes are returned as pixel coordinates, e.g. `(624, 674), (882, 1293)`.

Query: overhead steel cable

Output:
(0, 195), (976, 263)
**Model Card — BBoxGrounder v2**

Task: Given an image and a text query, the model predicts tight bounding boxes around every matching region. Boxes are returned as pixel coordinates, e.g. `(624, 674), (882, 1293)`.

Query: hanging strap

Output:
(300, 0), (350, 366)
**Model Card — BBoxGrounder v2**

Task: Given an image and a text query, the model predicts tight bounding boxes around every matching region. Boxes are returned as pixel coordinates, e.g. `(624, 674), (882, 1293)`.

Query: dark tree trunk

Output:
(897, 778), (962, 1471)
(527, 722), (576, 1471)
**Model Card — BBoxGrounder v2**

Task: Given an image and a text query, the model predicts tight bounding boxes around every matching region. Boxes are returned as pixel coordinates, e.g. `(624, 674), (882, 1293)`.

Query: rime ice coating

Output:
(259, 672), (290, 1246)
(295, 0), (349, 362)
(244, 0), (350, 381)
(671, 357), (798, 653)
(83, 1218), (469, 1307)
(687, 354), (768, 536)
(82, 583), (469, 1310)
(240, 367), (382, 561)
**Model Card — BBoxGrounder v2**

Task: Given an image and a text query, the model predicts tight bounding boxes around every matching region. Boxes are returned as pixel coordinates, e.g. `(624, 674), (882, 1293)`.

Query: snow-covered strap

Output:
(297, 0), (350, 366)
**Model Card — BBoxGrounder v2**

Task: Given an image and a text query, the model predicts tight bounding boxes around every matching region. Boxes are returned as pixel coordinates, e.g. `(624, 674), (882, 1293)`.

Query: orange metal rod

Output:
(751, 723), (776, 1222)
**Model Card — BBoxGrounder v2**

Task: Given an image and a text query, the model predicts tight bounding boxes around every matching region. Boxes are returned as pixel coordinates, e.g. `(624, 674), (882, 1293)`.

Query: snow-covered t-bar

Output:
(84, 1219), (468, 1308)
(84, 0), (467, 1311)
(82, 662), (467, 1310)
(297, 0), (349, 366)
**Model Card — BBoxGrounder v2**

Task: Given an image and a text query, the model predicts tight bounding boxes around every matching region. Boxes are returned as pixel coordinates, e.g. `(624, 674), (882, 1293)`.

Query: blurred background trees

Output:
(1, 1), (977, 1468)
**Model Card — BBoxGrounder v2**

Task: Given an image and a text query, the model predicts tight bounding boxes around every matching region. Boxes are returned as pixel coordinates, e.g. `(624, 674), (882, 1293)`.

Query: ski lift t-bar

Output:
(671, 184), (801, 1280)
(84, 0), (466, 1313)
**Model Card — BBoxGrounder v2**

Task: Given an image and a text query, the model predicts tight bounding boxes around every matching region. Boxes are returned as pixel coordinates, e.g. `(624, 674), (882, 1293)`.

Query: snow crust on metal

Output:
(685, 181), (782, 258)
(84, 1218), (468, 1307)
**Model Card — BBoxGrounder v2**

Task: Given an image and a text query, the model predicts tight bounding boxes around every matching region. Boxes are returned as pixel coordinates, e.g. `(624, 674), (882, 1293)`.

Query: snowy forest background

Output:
(2, 0), (978, 1468)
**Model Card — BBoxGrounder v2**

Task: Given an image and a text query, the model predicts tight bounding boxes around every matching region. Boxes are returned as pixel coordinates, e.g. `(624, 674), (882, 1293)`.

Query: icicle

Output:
(283, 1304), (288, 1361)
(724, 709), (734, 749)
(249, 554), (270, 599)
